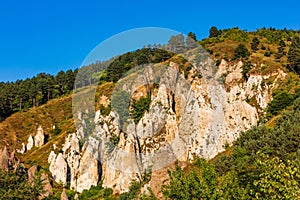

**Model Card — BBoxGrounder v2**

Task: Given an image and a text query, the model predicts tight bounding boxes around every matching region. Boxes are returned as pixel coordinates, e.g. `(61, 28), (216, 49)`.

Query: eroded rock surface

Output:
(48, 54), (286, 194)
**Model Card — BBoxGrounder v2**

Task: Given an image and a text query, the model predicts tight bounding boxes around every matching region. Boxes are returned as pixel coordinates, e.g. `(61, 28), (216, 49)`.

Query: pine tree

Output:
(186, 32), (197, 49)
(209, 26), (221, 38)
(275, 40), (286, 62)
(288, 36), (300, 74)
(187, 32), (197, 41)
(234, 44), (250, 59)
(251, 37), (260, 51)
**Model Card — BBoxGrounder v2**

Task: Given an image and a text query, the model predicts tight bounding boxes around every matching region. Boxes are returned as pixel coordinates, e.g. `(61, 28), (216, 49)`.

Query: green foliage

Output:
(119, 181), (142, 200)
(241, 61), (253, 80)
(162, 159), (219, 200)
(234, 44), (250, 60)
(140, 188), (158, 200)
(288, 36), (300, 74)
(100, 103), (111, 117)
(221, 27), (249, 42)
(267, 90), (294, 117)
(110, 134), (120, 146)
(276, 40), (287, 61)
(131, 94), (151, 124)
(105, 48), (174, 83)
(251, 37), (260, 51)
(0, 169), (45, 199)
(255, 27), (298, 44)
(187, 32), (197, 41)
(78, 182), (115, 200)
(0, 70), (77, 121)
(163, 97), (300, 199)
(253, 155), (300, 199)
(209, 26), (221, 38)
(50, 126), (62, 135)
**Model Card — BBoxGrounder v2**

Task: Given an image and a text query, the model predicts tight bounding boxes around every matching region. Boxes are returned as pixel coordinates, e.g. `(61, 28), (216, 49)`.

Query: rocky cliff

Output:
(47, 49), (286, 194)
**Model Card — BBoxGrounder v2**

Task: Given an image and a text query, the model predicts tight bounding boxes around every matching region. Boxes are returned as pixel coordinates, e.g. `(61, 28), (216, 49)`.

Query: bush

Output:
(78, 182), (115, 200)
(100, 103), (111, 117)
(233, 44), (250, 59)
(51, 126), (62, 135)
(119, 181), (142, 200)
(241, 62), (253, 80)
(0, 170), (45, 199)
(267, 90), (294, 116)
(131, 94), (151, 124)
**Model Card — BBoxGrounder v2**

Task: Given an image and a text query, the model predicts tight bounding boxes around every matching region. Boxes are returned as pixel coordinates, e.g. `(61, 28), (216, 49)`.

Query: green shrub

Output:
(233, 44), (250, 60)
(78, 182), (115, 200)
(131, 94), (151, 124)
(51, 126), (62, 135)
(119, 181), (142, 200)
(100, 103), (111, 117)
(241, 62), (253, 80)
(267, 90), (294, 116)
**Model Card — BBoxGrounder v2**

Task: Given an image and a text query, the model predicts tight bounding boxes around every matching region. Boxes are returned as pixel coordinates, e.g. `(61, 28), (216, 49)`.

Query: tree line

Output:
(0, 33), (199, 122)
(0, 70), (77, 121)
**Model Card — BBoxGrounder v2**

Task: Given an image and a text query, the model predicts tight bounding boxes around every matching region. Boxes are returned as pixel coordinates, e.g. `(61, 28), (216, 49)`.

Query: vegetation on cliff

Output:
(1, 26), (300, 199)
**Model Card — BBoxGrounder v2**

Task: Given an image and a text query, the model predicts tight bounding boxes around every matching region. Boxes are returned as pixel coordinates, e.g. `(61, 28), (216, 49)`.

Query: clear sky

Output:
(0, 0), (300, 82)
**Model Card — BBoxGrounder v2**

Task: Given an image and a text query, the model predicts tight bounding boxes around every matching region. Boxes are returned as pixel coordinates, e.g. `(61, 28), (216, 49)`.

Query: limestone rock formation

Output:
(47, 55), (286, 194)
(61, 188), (68, 200)
(40, 173), (52, 198)
(28, 165), (38, 183)
(17, 143), (26, 154)
(34, 125), (45, 147)
(27, 134), (34, 151)
(76, 145), (100, 193)
(0, 146), (10, 170)
(49, 152), (68, 185)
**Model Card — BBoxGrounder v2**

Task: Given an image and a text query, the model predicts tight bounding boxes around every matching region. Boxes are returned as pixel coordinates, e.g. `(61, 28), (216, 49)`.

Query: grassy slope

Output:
(0, 95), (74, 167)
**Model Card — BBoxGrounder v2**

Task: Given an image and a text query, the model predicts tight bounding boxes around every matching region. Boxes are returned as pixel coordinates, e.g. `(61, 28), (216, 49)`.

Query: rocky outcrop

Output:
(0, 146), (10, 170)
(28, 165), (38, 183)
(27, 134), (34, 151)
(17, 143), (26, 154)
(40, 173), (52, 199)
(0, 147), (19, 171)
(48, 51), (286, 194)
(76, 145), (100, 193)
(61, 188), (68, 200)
(27, 165), (52, 198)
(22, 126), (45, 153)
(34, 126), (45, 147)
(49, 152), (68, 185)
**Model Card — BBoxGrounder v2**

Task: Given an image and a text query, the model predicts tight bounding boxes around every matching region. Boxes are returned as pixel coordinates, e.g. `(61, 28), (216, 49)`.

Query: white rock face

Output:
(17, 143), (26, 154)
(34, 125), (45, 147)
(49, 153), (68, 185)
(76, 145), (99, 193)
(48, 56), (286, 193)
(26, 134), (34, 151)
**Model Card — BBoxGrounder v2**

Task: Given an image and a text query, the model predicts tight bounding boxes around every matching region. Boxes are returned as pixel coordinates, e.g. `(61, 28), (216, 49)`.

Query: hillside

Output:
(1, 27), (300, 199)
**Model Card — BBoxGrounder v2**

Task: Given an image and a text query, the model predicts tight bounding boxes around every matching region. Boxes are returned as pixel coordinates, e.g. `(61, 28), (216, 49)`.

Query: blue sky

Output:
(0, 0), (300, 82)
